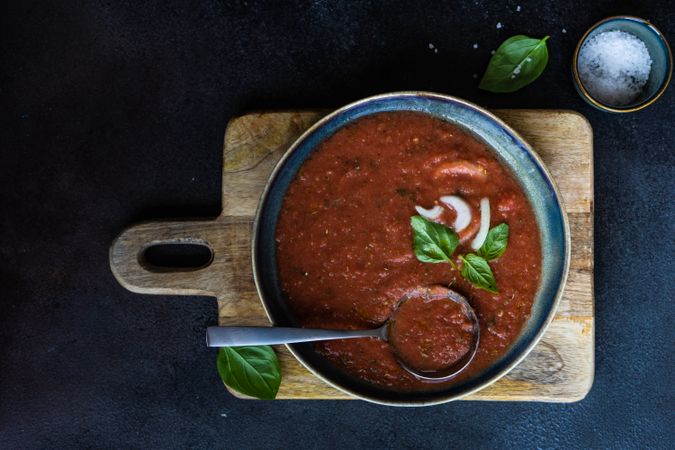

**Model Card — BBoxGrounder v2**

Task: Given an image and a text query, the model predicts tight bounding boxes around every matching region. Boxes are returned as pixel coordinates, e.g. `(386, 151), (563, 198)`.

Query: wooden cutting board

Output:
(110, 109), (594, 402)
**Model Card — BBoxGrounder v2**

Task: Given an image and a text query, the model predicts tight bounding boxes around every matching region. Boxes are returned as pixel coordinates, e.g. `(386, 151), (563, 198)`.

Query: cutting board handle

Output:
(109, 218), (241, 298)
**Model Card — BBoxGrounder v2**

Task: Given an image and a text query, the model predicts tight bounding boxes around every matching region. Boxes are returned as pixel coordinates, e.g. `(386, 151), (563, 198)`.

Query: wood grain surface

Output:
(110, 109), (594, 402)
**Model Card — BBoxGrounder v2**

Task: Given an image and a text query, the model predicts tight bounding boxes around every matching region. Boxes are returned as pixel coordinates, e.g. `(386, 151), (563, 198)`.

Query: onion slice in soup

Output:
(440, 195), (472, 232)
(414, 205), (443, 220)
(471, 198), (491, 250)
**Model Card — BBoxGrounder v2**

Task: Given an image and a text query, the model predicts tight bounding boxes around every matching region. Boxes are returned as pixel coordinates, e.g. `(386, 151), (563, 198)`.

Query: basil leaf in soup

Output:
(477, 223), (509, 260)
(479, 35), (550, 93)
(410, 215), (460, 264)
(460, 254), (498, 293)
(217, 346), (281, 400)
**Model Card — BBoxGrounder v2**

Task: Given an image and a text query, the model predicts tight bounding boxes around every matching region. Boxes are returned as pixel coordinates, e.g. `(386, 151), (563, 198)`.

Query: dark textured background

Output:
(1, 0), (674, 448)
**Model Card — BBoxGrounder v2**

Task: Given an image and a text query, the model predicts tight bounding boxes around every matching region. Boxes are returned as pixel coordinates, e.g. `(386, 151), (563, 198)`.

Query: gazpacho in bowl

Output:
(253, 92), (569, 405)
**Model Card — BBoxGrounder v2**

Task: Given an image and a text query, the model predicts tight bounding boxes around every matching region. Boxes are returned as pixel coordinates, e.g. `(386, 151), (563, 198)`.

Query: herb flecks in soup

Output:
(389, 290), (474, 373)
(275, 111), (541, 391)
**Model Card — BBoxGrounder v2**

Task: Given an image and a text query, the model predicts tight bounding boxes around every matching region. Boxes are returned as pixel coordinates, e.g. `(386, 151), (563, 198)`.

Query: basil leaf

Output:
(460, 254), (498, 293)
(479, 35), (550, 93)
(217, 346), (281, 400)
(477, 223), (509, 260)
(410, 215), (459, 263)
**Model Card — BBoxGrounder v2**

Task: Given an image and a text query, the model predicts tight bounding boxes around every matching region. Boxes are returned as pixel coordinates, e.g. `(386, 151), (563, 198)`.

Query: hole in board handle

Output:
(139, 241), (214, 272)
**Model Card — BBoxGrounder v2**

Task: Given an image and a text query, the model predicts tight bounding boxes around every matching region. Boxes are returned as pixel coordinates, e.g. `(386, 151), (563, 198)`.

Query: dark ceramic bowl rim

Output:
(572, 15), (673, 113)
(251, 92), (570, 406)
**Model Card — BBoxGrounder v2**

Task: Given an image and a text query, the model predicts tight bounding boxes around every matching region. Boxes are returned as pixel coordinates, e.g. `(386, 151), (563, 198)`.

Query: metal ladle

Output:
(206, 286), (480, 381)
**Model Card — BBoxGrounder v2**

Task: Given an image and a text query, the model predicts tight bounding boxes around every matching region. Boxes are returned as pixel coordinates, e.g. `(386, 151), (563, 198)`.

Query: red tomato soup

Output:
(388, 288), (475, 374)
(275, 111), (541, 391)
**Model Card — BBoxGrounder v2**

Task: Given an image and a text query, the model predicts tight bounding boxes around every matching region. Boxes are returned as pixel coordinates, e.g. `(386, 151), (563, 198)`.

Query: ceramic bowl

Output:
(572, 16), (672, 112)
(252, 92), (570, 406)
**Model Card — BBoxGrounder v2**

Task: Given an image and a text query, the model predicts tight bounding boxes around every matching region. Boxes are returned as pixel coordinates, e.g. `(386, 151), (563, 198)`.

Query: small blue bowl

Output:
(573, 16), (672, 112)
(252, 92), (571, 406)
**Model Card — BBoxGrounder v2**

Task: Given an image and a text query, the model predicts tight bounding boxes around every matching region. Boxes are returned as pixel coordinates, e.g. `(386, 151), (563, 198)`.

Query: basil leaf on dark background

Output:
(217, 346), (281, 400)
(479, 35), (550, 93)
(477, 223), (509, 260)
(460, 254), (498, 293)
(410, 215), (459, 263)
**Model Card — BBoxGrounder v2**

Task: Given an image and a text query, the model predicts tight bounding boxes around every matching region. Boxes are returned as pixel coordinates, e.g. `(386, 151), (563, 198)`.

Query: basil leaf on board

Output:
(479, 35), (550, 93)
(477, 223), (509, 261)
(460, 254), (498, 293)
(410, 215), (459, 264)
(217, 346), (281, 400)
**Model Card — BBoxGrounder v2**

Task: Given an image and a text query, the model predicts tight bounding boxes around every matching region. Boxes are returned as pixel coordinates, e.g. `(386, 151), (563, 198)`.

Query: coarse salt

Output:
(496, 22), (503, 29)
(577, 30), (652, 106)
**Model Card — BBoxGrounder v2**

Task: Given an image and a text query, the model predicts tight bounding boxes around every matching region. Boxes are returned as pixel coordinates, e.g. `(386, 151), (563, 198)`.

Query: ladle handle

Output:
(206, 326), (382, 346)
